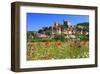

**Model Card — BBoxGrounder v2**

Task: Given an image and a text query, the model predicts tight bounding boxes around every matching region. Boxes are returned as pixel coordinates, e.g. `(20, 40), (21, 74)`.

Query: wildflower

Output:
(44, 42), (51, 47)
(55, 42), (62, 47)
(41, 53), (52, 60)
(82, 41), (87, 45)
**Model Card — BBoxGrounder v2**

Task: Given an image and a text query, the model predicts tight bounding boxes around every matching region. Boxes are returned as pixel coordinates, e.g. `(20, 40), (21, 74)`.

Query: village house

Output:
(48, 21), (77, 35)
(35, 20), (89, 39)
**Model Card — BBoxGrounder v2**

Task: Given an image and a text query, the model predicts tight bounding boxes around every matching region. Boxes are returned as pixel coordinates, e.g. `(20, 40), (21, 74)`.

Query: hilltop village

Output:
(27, 20), (89, 42)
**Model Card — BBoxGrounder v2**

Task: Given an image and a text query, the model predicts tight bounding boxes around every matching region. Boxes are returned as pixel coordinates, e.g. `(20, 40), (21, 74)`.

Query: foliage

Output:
(27, 32), (34, 42)
(30, 33), (67, 42)
(27, 42), (89, 60)
(77, 22), (89, 26)
(53, 34), (66, 42)
(79, 34), (89, 41)
(76, 22), (89, 32)
(32, 37), (42, 42)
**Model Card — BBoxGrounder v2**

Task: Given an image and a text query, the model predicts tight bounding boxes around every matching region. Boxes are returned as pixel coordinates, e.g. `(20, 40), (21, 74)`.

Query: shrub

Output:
(32, 37), (42, 42)
(79, 34), (89, 41)
(54, 34), (65, 42)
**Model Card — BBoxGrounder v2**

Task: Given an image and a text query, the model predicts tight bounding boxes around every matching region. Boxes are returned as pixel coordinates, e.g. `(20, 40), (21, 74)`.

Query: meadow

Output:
(27, 41), (89, 60)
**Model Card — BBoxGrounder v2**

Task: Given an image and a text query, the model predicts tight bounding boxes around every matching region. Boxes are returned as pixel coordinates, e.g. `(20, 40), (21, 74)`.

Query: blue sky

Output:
(27, 13), (89, 31)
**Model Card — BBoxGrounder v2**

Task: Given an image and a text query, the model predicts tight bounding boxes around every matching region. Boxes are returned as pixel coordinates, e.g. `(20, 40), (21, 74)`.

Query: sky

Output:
(27, 13), (89, 31)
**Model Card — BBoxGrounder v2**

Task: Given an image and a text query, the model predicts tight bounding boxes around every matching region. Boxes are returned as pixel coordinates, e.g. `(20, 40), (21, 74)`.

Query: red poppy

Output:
(45, 42), (50, 47)
(82, 41), (87, 45)
(55, 42), (62, 47)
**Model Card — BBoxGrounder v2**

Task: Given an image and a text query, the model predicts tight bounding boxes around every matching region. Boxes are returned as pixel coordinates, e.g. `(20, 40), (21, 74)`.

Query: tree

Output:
(43, 27), (48, 31)
(54, 34), (65, 42)
(27, 32), (34, 42)
(38, 29), (43, 34)
(76, 22), (89, 32)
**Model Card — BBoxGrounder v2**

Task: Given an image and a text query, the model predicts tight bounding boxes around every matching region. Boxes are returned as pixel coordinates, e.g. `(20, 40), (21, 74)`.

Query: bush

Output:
(54, 34), (65, 42)
(32, 37), (42, 42)
(32, 37), (55, 42)
(79, 34), (89, 41)
(31, 34), (67, 42)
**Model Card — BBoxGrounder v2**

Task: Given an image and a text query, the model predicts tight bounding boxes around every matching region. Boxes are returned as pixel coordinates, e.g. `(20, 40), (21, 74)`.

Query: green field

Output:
(27, 41), (89, 60)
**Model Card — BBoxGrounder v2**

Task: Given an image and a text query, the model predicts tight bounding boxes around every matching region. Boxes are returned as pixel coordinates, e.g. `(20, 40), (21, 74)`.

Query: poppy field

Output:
(27, 41), (89, 60)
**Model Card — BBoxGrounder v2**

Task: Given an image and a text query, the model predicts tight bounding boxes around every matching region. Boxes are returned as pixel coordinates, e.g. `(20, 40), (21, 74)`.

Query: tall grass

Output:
(27, 42), (89, 60)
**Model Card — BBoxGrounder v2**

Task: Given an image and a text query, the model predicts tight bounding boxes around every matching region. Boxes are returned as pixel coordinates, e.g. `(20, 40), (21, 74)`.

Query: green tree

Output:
(54, 34), (65, 42)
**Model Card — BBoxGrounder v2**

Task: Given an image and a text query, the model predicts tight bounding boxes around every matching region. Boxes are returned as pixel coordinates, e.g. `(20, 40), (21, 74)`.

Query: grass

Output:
(27, 41), (89, 60)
